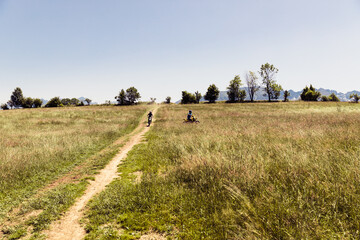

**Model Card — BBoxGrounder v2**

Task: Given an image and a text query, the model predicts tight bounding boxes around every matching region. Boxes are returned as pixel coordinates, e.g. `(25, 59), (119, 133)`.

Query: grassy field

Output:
(0, 105), (149, 224)
(84, 102), (360, 239)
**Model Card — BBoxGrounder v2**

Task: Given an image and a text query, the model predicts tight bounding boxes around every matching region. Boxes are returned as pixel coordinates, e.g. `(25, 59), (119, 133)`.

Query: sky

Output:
(1, 0), (360, 104)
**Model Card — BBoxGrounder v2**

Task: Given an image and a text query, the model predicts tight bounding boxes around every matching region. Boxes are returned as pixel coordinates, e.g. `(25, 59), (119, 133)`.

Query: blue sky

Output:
(1, 0), (359, 103)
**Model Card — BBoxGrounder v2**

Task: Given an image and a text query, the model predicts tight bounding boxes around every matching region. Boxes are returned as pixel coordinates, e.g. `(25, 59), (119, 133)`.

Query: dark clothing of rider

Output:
(187, 111), (192, 121)
(148, 112), (153, 119)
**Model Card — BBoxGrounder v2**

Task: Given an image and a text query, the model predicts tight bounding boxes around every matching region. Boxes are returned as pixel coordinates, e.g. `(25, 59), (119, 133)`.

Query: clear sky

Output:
(1, 0), (359, 104)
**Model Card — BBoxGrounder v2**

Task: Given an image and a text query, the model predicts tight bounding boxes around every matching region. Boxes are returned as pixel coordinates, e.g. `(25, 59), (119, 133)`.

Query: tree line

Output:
(0, 87), (92, 110)
(181, 62), (360, 104)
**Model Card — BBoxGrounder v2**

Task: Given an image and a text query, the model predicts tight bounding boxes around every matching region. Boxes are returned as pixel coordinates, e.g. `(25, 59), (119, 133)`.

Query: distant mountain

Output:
(180, 88), (360, 103)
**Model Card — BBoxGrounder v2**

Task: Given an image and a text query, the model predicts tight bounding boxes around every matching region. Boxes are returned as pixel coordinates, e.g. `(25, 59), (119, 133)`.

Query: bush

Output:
(321, 96), (329, 102)
(33, 98), (43, 108)
(165, 96), (171, 104)
(328, 93), (340, 102)
(45, 97), (63, 107)
(301, 85), (321, 101)
(1, 103), (9, 110)
(22, 97), (34, 108)
(350, 94), (360, 103)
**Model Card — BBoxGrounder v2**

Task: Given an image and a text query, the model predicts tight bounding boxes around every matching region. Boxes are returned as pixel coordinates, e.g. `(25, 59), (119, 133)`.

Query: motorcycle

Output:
(183, 115), (200, 123)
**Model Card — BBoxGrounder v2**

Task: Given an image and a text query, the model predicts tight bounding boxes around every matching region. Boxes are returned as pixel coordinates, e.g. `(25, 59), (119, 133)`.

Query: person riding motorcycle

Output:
(147, 111), (153, 126)
(187, 110), (193, 121)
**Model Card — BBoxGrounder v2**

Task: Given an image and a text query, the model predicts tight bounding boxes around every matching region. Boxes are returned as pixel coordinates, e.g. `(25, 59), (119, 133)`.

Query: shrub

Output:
(301, 85), (321, 101)
(1, 103), (9, 110)
(350, 93), (360, 103)
(45, 97), (63, 107)
(22, 97), (34, 108)
(321, 96), (329, 102)
(33, 98), (43, 108)
(328, 93), (340, 102)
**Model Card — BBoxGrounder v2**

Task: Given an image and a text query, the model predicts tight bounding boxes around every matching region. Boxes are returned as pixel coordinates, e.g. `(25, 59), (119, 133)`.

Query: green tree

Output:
(126, 87), (141, 105)
(321, 96), (329, 101)
(227, 75), (246, 102)
(350, 93), (360, 103)
(45, 97), (63, 107)
(115, 89), (127, 105)
(300, 85), (321, 101)
(85, 98), (92, 105)
(33, 98), (43, 108)
(283, 90), (290, 102)
(204, 84), (220, 103)
(70, 98), (80, 106)
(165, 96), (171, 104)
(61, 98), (71, 106)
(1, 103), (9, 110)
(195, 91), (202, 104)
(245, 71), (260, 102)
(328, 93), (340, 102)
(22, 97), (34, 108)
(181, 91), (196, 104)
(7, 100), (14, 109)
(10, 87), (24, 108)
(259, 63), (282, 102)
(270, 83), (283, 100)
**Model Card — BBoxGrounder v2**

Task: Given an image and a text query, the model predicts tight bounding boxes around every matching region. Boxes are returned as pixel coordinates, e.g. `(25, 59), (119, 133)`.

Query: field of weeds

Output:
(85, 102), (360, 239)
(0, 105), (148, 221)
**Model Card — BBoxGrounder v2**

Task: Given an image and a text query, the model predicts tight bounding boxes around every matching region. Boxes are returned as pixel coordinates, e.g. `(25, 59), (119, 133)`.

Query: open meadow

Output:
(0, 105), (149, 238)
(84, 102), (360, 239)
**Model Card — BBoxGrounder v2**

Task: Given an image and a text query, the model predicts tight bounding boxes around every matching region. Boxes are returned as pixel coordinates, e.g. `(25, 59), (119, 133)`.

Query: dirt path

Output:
(45, 106), (159, 240)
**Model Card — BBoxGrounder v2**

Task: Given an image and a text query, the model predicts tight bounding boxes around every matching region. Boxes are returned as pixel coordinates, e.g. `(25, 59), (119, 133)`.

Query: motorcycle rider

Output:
(187, 110), (193, 121)
(147, 111), (153, 126)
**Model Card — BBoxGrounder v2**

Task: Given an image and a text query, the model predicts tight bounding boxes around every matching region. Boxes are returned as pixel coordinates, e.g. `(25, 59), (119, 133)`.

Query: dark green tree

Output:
(350, 93), (360, 103)
(45, 97), (63, 107)
(70, 98), (80, 106)
(115, 89), (127, 105)
(259, 63), (282, 102)
(33, 98), (43, 108)
(283, 90), (290, 102)
(7, 100), (14, 109)
(321, 96), (329, 101)
(204, 84), (220, 103)
(328, 93), (340, 102)
(85, 98), (92, 105)
(181, 91), (197, 104)
(300, 85), (321, 101)
(10, 87), (24, 108)
(165, 96), (171, 104)
(1, 103), (9, 110)
(126, 87), (141, 105)
(227, 75), (246, 102)
(61, 98), (71, 106)
(22, 97), (34, 108)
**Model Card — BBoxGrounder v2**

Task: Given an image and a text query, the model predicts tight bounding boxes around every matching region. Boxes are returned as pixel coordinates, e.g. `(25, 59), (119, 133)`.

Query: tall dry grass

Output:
(0, 105), (148, 217)
(86, 102), (360, 239)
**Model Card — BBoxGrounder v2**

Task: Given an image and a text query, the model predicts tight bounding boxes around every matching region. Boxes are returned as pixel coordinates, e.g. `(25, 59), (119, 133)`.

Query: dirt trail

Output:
(45, 106), (159, 240)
